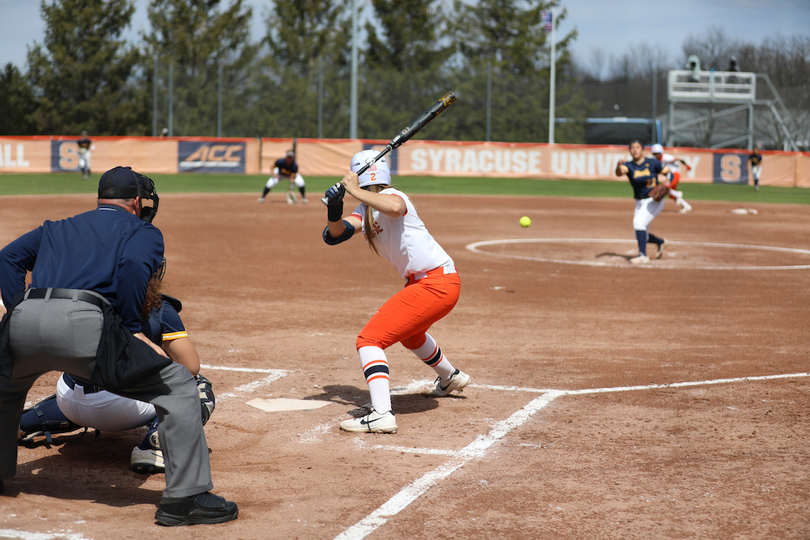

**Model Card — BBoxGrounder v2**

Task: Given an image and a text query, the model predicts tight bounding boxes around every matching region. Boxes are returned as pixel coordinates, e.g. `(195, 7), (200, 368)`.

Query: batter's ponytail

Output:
(362, 184), (391, 255)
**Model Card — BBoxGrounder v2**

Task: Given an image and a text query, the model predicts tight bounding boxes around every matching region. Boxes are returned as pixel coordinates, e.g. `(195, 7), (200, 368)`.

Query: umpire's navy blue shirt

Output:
(622, 157), (665, 199)
(0, 204), (164, 332)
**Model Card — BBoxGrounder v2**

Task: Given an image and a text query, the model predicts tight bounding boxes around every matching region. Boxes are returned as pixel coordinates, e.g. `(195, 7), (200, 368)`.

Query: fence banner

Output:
(1, 136), (806, 188)
(0, 138), (51, 173)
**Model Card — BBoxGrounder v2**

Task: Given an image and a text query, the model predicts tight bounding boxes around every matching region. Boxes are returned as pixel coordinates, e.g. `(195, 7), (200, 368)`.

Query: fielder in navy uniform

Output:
(615, 140), (672, 265)
(77, 131), (93, 180)
(258, 149), (308, 204)
(748, 147), (763, 191)
(0, 166), (237, 526)
(18, 259), (216, 476)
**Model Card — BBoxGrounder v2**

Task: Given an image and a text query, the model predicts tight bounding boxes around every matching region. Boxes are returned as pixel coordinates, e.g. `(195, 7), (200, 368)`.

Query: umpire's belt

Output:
(62, 373), (103, 395)
(24, 288), (109, 310)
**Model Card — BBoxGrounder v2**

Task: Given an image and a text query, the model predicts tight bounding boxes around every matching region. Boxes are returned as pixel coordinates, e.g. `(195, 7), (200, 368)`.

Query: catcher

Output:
(18, 259), (215, 475)
(615, 140), (672, 265)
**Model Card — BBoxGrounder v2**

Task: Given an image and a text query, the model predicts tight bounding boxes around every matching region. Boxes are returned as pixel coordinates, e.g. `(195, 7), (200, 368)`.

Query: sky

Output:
(0, 0), (808, 74)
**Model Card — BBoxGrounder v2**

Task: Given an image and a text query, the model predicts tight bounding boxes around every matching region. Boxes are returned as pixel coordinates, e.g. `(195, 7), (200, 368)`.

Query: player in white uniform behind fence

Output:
(651, 144), (692, 214)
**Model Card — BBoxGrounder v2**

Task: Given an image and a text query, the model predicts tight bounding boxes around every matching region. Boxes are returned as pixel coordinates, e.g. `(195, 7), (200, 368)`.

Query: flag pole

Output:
(548, 9), (556, 145)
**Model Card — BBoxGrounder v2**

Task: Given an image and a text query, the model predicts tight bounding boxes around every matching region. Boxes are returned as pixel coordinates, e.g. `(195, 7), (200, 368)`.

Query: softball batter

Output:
(615, 140), (672, 265)
(322, 150), (471, 433)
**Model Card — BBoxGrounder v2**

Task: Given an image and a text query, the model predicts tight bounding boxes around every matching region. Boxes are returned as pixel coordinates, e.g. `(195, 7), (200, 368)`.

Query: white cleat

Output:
(680, 201), (692, 214)
(257, 197), (265, 203)
(629, 254), (651, 265)
(339, 408), (398, 433)
(430, 369), (471, 397)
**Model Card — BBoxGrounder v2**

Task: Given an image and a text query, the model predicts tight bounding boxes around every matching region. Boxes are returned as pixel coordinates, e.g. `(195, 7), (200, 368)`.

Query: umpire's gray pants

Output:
(0, 295), (214, 499)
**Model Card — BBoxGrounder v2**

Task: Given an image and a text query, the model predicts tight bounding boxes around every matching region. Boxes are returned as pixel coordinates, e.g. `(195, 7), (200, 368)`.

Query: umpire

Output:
(0, 166), (238, 526)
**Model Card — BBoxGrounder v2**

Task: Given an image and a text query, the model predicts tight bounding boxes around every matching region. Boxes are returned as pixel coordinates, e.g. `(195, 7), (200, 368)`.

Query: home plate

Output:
(247, 398), (332, 412)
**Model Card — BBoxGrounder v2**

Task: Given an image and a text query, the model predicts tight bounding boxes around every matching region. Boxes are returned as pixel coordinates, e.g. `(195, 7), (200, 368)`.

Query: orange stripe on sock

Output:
(362, 359), (388, 370)
(367, 374), (390, 383)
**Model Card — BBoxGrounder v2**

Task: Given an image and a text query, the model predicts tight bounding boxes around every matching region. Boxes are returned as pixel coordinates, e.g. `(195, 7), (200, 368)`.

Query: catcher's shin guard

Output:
(19, 394), (84, 445)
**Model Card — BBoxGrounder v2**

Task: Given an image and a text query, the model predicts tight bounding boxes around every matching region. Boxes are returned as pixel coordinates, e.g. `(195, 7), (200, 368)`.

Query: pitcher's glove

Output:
(650, 182), (670, 202)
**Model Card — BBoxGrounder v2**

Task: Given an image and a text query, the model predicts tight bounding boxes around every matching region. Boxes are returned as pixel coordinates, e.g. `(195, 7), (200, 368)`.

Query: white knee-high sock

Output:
(358, 346), (391, 413)
(408, 333), (456, 380)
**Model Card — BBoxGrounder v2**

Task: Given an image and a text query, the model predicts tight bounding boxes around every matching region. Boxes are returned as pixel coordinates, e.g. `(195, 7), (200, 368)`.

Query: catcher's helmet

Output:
(351, 150), (391, 188)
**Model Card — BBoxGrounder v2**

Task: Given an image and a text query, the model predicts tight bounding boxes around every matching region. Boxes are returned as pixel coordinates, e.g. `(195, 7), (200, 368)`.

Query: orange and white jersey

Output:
(659, 153), (680, 172)
(351, 187), (454, 279)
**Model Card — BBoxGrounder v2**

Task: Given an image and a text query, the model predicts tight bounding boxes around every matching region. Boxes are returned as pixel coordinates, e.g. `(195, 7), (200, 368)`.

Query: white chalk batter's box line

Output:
(333, 371), (810, 540)
(8, 369), (808, 540)
(466, 238), (810, 270)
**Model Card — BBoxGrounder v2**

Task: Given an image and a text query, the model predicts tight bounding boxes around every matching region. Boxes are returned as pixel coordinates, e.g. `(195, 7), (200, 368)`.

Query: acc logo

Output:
(178, 142), (245, 173)
(712, 153), (748, 184)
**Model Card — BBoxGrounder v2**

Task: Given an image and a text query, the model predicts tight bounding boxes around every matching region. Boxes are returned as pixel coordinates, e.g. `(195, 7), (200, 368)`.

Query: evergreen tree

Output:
(0, 63), (37, 135)
(364, 0), (453, 71)
(265, 0), (351, 74)
(26, 0), (145, 135)
(448, 0), (593, 143)
(253, 0), (352, 138)
(143, 0), (257, 136)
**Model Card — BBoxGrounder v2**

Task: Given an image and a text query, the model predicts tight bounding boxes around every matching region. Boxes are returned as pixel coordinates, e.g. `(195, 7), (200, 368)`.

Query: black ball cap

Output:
(98, 166), (143, 198)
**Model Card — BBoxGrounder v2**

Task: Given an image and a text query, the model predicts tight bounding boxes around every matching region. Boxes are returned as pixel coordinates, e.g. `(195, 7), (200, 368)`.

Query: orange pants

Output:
(357, 271), (460, 351)
(669, 171), (680, 190)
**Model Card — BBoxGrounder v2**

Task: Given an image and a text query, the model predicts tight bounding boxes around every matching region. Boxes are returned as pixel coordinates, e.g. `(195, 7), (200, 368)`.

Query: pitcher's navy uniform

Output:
(621, 157), (668, 260)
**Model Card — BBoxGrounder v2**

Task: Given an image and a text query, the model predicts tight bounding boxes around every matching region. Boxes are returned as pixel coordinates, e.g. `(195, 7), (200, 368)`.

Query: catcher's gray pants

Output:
(0, 294), (213, 499)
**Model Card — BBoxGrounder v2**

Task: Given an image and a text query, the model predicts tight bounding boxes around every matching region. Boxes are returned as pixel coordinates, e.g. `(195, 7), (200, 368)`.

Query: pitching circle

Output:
(465, 238), (810, 270)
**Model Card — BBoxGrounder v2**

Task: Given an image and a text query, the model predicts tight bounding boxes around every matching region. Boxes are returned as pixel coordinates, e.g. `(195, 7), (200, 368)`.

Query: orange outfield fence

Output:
(1, 136), (807, 188)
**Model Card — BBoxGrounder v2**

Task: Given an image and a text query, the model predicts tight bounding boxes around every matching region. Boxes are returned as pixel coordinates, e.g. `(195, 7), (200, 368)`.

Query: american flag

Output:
(541, 10), (553, 32)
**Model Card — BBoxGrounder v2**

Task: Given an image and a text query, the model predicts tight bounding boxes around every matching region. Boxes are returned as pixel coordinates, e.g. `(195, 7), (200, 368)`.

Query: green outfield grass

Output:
(0, 172), (808, 205)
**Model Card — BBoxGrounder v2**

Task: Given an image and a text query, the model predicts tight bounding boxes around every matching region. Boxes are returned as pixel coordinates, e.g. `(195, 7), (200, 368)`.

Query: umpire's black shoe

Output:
(155, 492), (238, 526)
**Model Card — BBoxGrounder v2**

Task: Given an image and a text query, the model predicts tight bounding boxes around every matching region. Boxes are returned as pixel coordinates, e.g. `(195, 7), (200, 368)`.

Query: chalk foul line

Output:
(334, 372), (809, 540)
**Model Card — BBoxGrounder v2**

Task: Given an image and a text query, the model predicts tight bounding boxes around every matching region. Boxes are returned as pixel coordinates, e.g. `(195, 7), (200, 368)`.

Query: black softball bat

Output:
(321, 91), (458, 206)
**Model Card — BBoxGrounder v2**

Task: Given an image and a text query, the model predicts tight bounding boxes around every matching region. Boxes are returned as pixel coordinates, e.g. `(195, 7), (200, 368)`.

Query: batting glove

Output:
(324, 182), (345, 205)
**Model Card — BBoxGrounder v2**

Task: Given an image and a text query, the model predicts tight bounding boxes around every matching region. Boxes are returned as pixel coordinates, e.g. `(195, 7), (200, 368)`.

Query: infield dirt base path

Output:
(0, 191), (808, 540)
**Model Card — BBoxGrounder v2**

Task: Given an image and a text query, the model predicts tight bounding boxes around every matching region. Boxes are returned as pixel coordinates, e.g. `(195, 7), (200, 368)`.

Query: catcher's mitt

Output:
(649, 182), (670, 202)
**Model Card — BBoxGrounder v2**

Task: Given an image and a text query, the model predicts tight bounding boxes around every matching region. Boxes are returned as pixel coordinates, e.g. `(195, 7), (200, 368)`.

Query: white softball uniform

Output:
(351, 188), (454, 279)
(265, 167), (305, 189)
(659, 153), (679, 172)
(78, 148), (92, 170)
(633, 197), (665, 231)
(56, 375), (156, 432)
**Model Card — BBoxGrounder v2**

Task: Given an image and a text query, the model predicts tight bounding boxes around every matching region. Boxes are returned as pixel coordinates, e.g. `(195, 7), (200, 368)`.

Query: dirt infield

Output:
(0, 191), (808, 540)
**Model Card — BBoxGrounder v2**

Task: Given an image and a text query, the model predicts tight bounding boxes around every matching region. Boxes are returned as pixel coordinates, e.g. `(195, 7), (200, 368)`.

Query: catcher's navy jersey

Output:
(275, 157), (298, 177)
(142, 295), (186, 346)
(623, 157), (665, 200)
